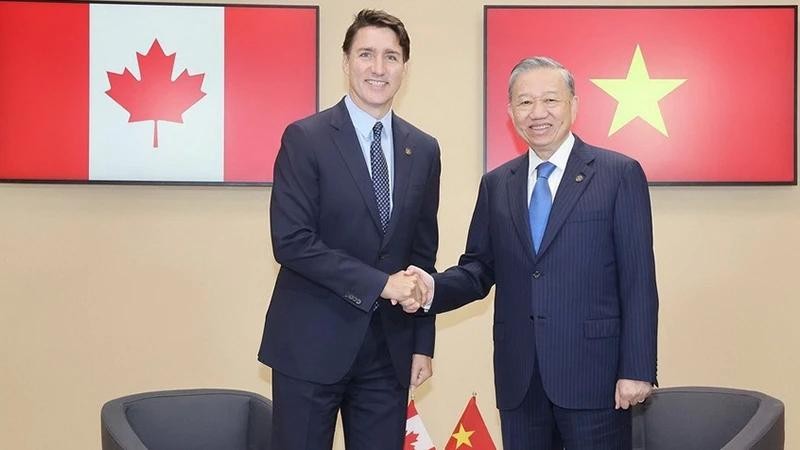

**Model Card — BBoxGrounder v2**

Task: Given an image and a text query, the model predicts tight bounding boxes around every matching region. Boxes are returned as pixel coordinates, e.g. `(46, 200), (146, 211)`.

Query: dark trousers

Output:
(500, 360), (631, 450)
(271, 313), (408, 450)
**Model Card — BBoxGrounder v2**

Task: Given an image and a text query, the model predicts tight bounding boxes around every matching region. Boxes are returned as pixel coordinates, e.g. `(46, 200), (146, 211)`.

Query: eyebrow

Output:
(514, 90), (561, 98)
(355, 47), (401, 56)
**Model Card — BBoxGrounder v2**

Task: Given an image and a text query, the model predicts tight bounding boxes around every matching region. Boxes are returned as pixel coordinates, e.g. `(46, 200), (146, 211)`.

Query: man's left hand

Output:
(615, 379), (653, 410)
(410, 354), (433, 387)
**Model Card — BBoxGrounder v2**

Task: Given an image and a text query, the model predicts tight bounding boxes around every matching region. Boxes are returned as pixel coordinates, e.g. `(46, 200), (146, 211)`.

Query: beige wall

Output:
(1, 0), (798, 448)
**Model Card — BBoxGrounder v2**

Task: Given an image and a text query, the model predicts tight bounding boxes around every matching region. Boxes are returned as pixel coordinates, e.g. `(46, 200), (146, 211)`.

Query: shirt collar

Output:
(528, 133), (575, 177)
(344, 95), (393, 141)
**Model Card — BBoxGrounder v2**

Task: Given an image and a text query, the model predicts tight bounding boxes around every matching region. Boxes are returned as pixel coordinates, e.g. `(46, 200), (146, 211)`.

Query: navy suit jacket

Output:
(258, 99), (440, 387)
(431, 136), (658, 410)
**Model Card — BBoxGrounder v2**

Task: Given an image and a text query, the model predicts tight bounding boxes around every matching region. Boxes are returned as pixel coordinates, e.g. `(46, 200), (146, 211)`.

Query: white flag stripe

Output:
(89, 4), (224, 181)
(406, 414), (435, 449)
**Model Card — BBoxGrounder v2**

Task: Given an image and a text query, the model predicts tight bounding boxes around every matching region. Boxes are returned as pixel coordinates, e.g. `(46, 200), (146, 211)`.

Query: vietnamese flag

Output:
(0, 1), (317, 183)
(444, 396), (496, 450)
(486, 7), (796, 184)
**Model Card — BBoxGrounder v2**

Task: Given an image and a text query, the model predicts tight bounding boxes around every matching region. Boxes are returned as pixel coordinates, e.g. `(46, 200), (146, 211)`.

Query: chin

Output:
(528, 138), (553, 148)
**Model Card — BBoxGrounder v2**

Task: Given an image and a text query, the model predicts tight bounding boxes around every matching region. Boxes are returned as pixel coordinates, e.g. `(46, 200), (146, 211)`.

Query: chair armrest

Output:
(101, 399), (148, 450)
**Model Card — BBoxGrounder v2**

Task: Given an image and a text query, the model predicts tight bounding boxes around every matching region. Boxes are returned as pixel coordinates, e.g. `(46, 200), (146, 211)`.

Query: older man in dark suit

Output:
(408, 57), (658, 450)
(257, 9), (440, 450)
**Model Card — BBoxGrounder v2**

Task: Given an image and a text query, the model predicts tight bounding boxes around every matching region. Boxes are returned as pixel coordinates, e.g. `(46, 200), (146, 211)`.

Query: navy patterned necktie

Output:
(371, 121), (391, 233)
(529, 161), (556, 253)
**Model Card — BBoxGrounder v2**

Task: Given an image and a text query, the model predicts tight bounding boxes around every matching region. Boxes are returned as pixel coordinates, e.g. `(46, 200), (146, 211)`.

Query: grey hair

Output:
(508, 56), (575, 100)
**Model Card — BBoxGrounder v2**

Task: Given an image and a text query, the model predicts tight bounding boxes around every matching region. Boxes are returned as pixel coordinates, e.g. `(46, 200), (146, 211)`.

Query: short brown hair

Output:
(342, 9), (410, 62)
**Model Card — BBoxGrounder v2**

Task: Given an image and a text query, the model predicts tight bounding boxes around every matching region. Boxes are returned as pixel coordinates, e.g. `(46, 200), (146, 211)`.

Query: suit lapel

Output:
(330, 100), (383, 233)
(535, 138), (596, 259)
(506, 155), (536, 265)
(382, 114), (414, 246)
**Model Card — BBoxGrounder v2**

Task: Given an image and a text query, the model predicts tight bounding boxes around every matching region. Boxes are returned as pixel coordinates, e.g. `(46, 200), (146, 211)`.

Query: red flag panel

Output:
(0, 1), (89, 181)
(224, 6), (317, 183)
(486, 7), (796, 184)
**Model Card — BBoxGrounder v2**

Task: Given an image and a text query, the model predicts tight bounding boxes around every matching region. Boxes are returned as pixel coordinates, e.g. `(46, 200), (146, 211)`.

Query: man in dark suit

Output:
(257, 9), (440, 450)
(407, 57), (658, 449)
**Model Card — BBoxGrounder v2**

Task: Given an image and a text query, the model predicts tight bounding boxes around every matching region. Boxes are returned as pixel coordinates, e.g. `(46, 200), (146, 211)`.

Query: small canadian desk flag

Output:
(444, 395), (496, 450)
(404, 399), (435, 450)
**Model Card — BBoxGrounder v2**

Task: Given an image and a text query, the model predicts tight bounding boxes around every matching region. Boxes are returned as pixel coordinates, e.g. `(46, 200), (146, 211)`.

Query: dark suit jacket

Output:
(258, 99), (440, 387)
(431, 136), (658, 410)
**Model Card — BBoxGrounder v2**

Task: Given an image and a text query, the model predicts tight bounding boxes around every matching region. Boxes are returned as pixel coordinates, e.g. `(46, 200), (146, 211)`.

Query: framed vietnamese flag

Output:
(0, 1), (318, 185)
(485, 6), (797, 185)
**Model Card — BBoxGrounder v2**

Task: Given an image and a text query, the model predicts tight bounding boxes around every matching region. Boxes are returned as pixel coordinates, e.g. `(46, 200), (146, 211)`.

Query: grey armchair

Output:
(101, 388), (272, 450)
(632, 386), (784, 450)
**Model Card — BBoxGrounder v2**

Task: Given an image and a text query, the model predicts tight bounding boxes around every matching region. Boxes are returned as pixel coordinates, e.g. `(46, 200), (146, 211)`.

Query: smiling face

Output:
(508, 67), (578, 159)
(343, 25), (407, 119)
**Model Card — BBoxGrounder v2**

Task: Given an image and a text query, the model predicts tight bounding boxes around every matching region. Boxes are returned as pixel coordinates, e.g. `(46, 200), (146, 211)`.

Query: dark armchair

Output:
(101, 388), (272, 450)
(632, 386), (784, 450)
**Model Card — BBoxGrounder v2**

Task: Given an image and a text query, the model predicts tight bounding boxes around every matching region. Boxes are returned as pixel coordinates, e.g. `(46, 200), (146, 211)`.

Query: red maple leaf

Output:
(106, 39), (206, 148)
(404, 431), (420, 449)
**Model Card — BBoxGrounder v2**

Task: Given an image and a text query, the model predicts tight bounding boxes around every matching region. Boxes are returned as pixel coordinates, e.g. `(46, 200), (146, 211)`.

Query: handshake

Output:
(380, 265), (433, 313)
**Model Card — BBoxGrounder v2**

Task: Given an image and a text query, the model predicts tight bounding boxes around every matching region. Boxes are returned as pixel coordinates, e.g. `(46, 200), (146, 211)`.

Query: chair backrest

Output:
(101, 389), (272, 450)
(632, 387), (784, 450)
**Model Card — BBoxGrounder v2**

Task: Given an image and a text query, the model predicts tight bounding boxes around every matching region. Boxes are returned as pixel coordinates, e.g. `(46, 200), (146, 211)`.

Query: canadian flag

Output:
(0, 1), (317, 183)
(404, 399), (435, 450)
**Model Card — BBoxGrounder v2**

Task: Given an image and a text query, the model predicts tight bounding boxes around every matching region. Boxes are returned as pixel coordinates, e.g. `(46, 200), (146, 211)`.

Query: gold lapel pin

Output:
(404, 148), (412, 156)
(575, 174), (585, 182)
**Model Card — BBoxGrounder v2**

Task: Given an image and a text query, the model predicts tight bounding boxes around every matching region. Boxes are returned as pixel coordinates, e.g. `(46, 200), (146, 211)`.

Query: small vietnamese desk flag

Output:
(404, 399), (435, 450)
(0, 1), (317, 183)
(486, 7), (796, 184)
(444, 396), (496, 450)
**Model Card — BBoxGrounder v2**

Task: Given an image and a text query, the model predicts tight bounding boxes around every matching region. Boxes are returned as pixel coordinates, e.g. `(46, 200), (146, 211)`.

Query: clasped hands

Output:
(380, 265), (433, 313)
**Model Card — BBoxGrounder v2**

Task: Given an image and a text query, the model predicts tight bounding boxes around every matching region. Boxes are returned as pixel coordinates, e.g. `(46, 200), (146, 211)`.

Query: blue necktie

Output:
(529, 161), (556, 254)
(370, 122), (391, 234)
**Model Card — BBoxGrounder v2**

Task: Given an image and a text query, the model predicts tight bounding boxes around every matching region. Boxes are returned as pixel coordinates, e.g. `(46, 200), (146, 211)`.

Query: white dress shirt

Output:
(527, 133), (575, 205)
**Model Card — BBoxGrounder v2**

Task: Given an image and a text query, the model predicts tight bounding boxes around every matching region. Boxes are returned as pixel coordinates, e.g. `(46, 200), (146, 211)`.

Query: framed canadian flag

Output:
(485, 6), (797, 185)
(0, 1), (318, 184)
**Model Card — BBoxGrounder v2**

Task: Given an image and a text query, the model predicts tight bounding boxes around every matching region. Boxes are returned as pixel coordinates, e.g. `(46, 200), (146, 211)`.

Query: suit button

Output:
(353, 298), (362, 305)
(532, 271), (542, 279)
(379, 254), (388, 260)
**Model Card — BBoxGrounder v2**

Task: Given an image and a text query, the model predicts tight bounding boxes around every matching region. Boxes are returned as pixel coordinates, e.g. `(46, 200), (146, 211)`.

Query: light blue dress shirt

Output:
(344, 95), (395, 212)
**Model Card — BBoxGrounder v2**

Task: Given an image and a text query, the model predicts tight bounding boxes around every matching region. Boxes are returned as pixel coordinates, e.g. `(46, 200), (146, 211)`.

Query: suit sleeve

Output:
(270, 122), (389, 312)
(614, 160), (659, 384)
(430, 176), (496, 314)
(409, 142), (441, 357)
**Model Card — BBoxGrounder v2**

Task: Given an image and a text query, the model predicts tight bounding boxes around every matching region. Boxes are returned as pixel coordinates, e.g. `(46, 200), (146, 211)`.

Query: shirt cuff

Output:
(421, 271), (435, 312)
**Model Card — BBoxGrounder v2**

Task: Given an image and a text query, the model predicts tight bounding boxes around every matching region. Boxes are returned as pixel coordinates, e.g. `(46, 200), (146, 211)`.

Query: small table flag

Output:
(405, 399), (435, 450)
(444, 395), (496, 450)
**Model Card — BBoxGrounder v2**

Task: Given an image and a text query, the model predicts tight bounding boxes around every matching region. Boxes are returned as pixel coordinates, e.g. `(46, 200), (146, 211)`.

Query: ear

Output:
(571, 95), (579, 121)
(342, 52), (350, 76)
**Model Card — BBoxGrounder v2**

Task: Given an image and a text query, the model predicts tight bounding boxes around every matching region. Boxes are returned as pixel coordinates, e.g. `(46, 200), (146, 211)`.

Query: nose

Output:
(372, 57), (386, 76)
(529, 99), (548, 118)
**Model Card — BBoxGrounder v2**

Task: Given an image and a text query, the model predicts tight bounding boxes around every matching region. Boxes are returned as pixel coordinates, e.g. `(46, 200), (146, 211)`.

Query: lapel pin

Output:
(575, 174), (585, 182)
(404, 147), (412, 156)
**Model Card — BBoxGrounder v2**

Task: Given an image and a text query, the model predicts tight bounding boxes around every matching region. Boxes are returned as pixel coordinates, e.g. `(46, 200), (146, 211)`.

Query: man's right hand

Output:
(405, 265), (434, 307)
(381, 271), (426, 312)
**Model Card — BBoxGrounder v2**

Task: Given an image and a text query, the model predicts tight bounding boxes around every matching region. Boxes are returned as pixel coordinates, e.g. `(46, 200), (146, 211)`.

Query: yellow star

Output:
(590, 45), (686, 137)
(451, 424), (475, 448)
